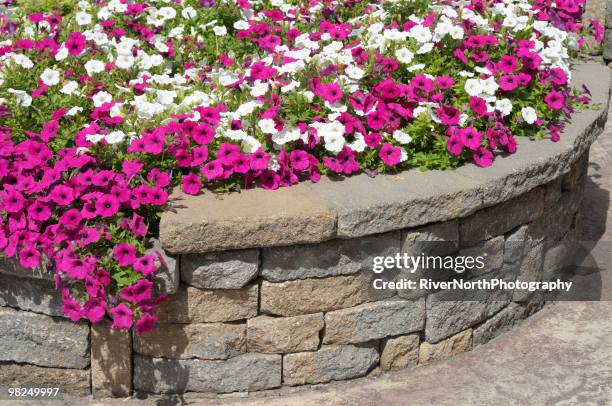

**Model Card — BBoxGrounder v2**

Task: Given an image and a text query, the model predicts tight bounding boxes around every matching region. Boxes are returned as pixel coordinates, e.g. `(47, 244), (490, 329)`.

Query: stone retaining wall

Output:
(0, 63), (609, 399)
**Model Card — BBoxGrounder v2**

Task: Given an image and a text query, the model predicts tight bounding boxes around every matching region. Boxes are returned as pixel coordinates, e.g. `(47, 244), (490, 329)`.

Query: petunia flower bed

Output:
(0, 0), (603, 333)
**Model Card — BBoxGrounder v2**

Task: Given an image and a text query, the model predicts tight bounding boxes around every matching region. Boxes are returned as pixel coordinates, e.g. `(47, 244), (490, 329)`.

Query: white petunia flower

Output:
(250, 81), (269, 97)
(521, 107), (538, 124)
(345, 65), (365, 80)
(92, 91), (112, 107)
(272, 127), (301, 145)
(182, 6), (197, 19)
(395, 48), (414, 64)
(55, 46), (69, 61)
(115, 54), (135, 70)
(75, 12), (92, 26)
(86, 133), (105, 143)
(259, 118), (277, 134)
(84, 60), (105, 76)
(464, 79), (484, 96)
(60, 81), (78, 95)
(392, 130), (412, 144)
(213, 26), (227, 36)
(495, 99), (513, 117)
(7, 89), (32, 107)
(40, 68), (60, 86)
(105, 131), (126, 144)
(67, 106), (83, 116)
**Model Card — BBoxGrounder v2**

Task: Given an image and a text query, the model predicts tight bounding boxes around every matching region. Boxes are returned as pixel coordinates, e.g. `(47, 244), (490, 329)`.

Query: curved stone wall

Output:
(0, 62), (609, 398)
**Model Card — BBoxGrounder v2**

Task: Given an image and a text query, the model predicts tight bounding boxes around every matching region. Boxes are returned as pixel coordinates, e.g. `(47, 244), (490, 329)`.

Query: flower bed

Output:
(0, 0), (605, 332)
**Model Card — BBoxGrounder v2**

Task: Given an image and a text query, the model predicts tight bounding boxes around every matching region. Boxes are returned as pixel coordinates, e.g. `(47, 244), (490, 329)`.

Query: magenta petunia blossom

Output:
(95, 194), (120, 217)
(469, 96), (488, 116)
(290, 150), (310, 171)
(379, 143), (401, 166)
(499, 75), (519, 91)
(446, 134), (464, 156)
(544, 91), (565, 110)
(498, 55), (517, 73)
(110, 303), (133, 329)
(135, 313), (157, 334)
(201, 159), (224, 180)
(181, 173), (202, 195)
(113, 243), (137, 267)
(460, 127), (484, 151)
(134, 255), (157, 276)
(250, 148), (270, 171)
(19, 247), (40, 268)
(473, 146), (494, 167)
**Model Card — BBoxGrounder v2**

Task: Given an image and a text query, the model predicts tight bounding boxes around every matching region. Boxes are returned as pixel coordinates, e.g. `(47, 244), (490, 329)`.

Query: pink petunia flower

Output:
(181, 173), (202, 195)
(110, 303), (133, 329)
(473, 147), (494, 167)
(113, 243), (137, 266)
(379, 143), (401, 166)
(544, 91), (564, 110)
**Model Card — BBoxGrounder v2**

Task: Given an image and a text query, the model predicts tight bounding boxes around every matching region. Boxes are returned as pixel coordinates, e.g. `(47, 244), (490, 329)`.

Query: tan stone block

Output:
(158, 284), (258, 323)
(419, 329), (472, 364)
(260, 273), (392, 316)
(91, 324), (132, 398)
(380, 334), (420, 371)
(247, 314), (323, 353)
(283, 344), (379, 385)
(0, 364), (90, 396)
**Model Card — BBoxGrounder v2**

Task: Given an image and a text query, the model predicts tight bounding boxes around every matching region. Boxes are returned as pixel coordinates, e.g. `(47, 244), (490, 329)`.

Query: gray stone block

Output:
(472, 303), (530, 346)
(424, 268), (513, 343)
(0, 306), (89, 369)
(133, 353), (281, 393)
(260, 273), (394, 316)
(0, 273), (63, 316)
(323, 299), (425, 344)
(0, 364), (90, 396)
(261, 232), (399, 282)
(182, 249), (259, 289)
(134, 322), (246, 360)
(459, 186), (545, 242)
(402, 220), (459, 256)
(0, 257), (54, 281)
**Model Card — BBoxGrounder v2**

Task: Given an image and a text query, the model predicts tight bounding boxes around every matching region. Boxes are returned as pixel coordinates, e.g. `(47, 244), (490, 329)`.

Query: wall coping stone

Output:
(159, 63), (610, 254)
